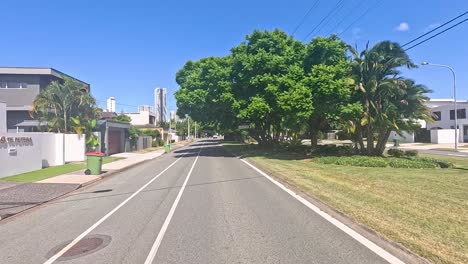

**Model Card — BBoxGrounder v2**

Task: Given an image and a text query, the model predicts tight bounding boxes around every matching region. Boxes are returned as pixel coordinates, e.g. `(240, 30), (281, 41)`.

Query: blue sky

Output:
(1, 0), (467, 115)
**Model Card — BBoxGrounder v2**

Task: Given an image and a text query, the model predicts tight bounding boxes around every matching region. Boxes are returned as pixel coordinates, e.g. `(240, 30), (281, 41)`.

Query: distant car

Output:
(213, 135), (218, 139)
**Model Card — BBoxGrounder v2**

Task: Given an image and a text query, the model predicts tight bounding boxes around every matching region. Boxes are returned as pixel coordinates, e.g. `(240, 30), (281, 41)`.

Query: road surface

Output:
(0, 140), (401, 264)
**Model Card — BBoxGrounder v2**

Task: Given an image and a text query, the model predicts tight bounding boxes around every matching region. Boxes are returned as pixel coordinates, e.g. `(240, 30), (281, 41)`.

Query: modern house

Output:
(125, 105), (157, 128)
(0, 67), (90, 132)
(426, 99), (468, 143)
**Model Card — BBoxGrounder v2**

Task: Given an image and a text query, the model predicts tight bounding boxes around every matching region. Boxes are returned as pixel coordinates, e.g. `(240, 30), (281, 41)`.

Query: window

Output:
(7, 82), (21, 88)
(450, 109), (466, 120)
(0, 82), (6, 88)
(432, 111), (441, 121)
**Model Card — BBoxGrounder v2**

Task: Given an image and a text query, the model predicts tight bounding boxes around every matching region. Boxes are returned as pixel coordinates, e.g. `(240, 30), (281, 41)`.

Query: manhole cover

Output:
(46, 234), (111, 261)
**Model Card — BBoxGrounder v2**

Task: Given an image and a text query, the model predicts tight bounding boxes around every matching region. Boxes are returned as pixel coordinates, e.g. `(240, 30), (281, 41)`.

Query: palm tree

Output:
(30, 77), (98, 133)
(349, 41), (431, 156)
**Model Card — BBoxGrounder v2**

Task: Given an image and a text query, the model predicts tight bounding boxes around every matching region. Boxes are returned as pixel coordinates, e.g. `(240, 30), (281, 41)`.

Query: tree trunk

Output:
(64, 110), (67, 133)
(375, 129), (391, 156)
(311, 131), (318, 147)
(355, 125), (365, 153)
(366, 124), (374, 155)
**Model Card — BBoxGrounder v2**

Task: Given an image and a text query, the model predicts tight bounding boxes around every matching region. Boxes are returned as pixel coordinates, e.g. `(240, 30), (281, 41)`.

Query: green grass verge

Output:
(3, 156), (124, 183)
(223, 142), (468, 264)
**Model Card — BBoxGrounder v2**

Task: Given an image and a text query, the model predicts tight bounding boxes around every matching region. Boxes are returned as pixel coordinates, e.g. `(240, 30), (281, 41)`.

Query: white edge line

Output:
(144, 145), (203, 264)
(239, 158), (406, 264)
(43, 156), (183, 264)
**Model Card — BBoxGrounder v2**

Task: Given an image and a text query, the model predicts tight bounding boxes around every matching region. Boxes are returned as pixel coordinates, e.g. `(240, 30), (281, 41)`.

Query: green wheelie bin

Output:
(85, 152), (104, 175)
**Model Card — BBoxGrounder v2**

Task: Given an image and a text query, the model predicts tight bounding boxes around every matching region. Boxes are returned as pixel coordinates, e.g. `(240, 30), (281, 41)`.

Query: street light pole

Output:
(421, 62), (458, 151)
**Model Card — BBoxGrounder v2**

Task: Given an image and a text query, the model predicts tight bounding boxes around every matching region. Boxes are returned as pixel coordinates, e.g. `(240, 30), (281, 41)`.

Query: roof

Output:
(97, 120), (131, 129)
(0, 67), (90, 87)
(100, 112), (118, 120)
(14, 120), (48, 127)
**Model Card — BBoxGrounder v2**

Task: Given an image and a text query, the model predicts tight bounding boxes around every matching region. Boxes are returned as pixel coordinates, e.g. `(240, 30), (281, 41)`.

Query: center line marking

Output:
(43, 145), (195, 264)
(144, 144), (203, 264)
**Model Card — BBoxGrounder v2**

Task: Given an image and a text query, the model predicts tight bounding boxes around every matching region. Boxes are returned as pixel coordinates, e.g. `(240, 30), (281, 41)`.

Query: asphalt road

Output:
(0, 140), (400, 264)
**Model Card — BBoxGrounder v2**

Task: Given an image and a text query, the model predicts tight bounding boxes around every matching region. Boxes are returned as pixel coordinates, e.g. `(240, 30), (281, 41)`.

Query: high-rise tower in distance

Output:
(154, 87), (167, 124)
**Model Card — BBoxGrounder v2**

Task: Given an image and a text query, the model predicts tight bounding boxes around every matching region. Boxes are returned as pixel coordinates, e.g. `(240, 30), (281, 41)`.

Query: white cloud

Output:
(395, 22), (410, 32)
(423, 23), (441, 32)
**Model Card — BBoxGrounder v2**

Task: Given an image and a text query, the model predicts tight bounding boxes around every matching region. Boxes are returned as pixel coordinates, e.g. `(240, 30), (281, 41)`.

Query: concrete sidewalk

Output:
(0, 141), (190, 220)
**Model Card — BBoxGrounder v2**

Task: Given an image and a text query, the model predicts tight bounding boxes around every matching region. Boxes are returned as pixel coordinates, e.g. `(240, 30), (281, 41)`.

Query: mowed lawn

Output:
(3, 156), (124, 182)
(223, 143), (468, 264)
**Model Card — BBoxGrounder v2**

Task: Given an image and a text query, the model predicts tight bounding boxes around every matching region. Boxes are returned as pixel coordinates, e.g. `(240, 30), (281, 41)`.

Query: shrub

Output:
(404, 150), (418, 157)
(313, 155), (452, 169)
(387, 148), (404, 157)
(311, 144), (354, 156)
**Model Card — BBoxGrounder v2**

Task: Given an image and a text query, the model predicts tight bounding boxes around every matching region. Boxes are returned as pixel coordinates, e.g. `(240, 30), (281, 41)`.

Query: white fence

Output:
(430, 129), (461, 144)
(0, 132), (86, 178)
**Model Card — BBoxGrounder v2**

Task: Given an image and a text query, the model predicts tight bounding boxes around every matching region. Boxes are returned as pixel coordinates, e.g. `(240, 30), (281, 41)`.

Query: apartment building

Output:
(0, 67), (90, 132)
(154, 87), (167, 124)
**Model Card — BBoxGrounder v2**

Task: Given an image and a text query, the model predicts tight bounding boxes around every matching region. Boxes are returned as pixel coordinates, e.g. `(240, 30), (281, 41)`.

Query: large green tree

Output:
(175, 56), (238, 132)
(303, 36), (353, 146)
(349, 41), (431, 155)
(231, 29), (312, 145)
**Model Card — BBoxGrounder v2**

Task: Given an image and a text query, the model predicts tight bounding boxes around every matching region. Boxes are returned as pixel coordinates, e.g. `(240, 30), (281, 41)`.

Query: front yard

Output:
(3, 156), (124, 183)
(223, 143), (468, 264)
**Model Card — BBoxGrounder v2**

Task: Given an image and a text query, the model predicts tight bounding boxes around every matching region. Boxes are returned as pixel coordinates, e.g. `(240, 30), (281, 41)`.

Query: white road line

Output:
(447, 153), (467, 157)
(240, 158), (406, 264)
(144, 145), (203, 264)
(43, 156), (185, 264)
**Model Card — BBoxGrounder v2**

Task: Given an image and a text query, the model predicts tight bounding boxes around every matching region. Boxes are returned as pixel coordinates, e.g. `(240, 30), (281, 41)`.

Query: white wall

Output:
(126, 110), (155, 126)
(431, 129), (460, 144)
(0, 133), (42, 178)
(388, 131), (415, 143)
(40, 133), (64, 167)
(64, 134), (86, 162)
(0, 101), (6, 133)
(0, 132), (86, 178)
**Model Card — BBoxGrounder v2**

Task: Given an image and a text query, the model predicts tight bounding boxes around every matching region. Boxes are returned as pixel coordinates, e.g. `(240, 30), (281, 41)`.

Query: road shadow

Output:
(175, 140), (309, 160)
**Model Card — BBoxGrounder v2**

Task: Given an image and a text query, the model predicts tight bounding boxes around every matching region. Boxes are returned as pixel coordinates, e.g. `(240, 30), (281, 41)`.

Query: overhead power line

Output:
(404, 17), (468, 51)
(326, 0), (367, 35)
(338, 0), (383, 36)
(402, 11), (468, 47)
(303, 0), (346, 41)
(291, 0), (321, 35)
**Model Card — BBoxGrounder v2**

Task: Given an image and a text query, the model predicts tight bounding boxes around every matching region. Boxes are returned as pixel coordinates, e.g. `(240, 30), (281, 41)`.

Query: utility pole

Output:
(421, 62), (458, 151)
(195, 122), (197, 139)
(187, 116), (190, 140)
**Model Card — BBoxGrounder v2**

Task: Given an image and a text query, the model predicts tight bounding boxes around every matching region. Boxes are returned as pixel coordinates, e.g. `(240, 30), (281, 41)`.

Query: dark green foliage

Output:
(314, 156), (451, 169)
(404, 150), (418, 157)
(310, 144), (354, 156)
(388, 149), (419, 158)
(388, 148), (405, 157)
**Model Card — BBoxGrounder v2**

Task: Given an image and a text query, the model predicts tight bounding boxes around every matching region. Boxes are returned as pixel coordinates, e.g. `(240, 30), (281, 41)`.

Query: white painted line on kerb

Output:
(447, 153), (467, 157)
(240, 158), (406, 264)
(144, 145), (203, 264)
(43, 156), (184, 264)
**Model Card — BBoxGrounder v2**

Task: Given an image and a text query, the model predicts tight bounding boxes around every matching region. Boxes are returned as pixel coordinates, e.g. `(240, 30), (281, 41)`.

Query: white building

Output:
(425, 99), (468, 143)
(170, 110), (176, 121)
(154, 87), (167, 124)
(125, 106), (156, 127)
(106, 97), (116, 112)
(0, 101), (6, 133)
